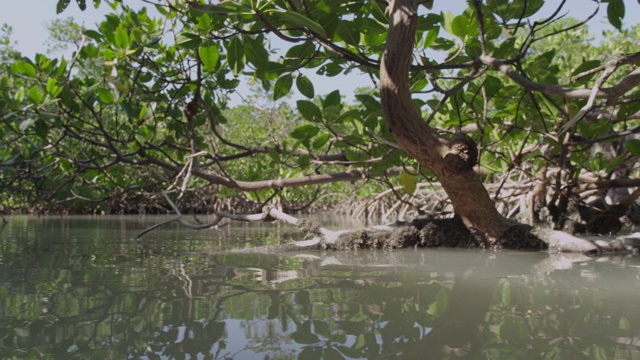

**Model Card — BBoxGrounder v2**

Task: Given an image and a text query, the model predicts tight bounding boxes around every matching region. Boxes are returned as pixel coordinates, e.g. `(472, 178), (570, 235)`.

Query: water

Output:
(1, 215), (640, 359)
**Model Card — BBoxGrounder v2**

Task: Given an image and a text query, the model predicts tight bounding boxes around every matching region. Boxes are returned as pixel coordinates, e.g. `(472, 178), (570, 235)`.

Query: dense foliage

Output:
(1, 0), (639, 233)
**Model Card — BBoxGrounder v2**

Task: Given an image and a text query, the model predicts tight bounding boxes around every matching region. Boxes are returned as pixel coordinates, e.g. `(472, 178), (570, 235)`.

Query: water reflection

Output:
(1, 216), (640, 359)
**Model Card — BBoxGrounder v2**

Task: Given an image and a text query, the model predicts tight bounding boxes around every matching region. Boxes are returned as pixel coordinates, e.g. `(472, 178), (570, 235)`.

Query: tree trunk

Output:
(379, 0), (517, 246)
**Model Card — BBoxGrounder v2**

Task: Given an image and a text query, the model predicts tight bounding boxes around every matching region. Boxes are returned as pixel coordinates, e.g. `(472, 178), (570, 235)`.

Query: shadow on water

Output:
(1, 215), (640, 359)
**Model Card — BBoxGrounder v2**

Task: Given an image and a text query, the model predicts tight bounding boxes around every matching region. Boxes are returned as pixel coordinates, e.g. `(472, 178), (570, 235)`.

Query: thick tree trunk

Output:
(379, 0), (515, 245)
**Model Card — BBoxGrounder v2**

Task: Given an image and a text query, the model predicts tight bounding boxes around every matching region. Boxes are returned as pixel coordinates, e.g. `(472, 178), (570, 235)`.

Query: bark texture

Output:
(379, 0), (520, 245)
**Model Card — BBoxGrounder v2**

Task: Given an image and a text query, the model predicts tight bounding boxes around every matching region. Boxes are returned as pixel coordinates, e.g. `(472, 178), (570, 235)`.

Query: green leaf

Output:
(625, 139), (640, 156)
(578, 120), (611, 139)
(607, 0), (625, 31)
(46, 78), (61, 96)
(27, 87), (44, 104)
(14, 88), (24, 102)
(323, 90), (341, 108)
(285, 41), (316, 66)
(192, 2), (251, 15)
(198, 45), (219, 72)
(220, 78), (240, 90)
(76, 0), (87, 11)
(522, 0), (544, 17)
(336, 21), (360, 47)
(493, 37), (517, 58)
(441, 11), (456, 36)
(35, 118), (49, 140)
(11, 61), (37, 78)
(423, 26), (439, 48)
(334, 109), (359, 124)
(267, 147), (280, 163)
(193, 5), (234, 14)
(265, 10), (327, 37)
(57, 0), (71, 14)
(355, 94), (380, 112)
(348, 118), (365, 134)
(312, 133), (331, 149)
(138, 104), (149, 121)
(465, 38), (482, 57)
(58, 158), (71, 172)
(273, 74), (293, 100)
(244, 36), (269, 68)
(358, 18), (387, 35)
(297, 100), (322, 123)
(605, 155), (627, 173)
(84, 29), (102, 42)
(296, 75), (315, 98)
(481, 152), (507, 173)
(290, 124), (320, 140)
(617, 97), (640, 121)
(175, 32), (201, 49)
(318, 62), (343, 77)
(450, 15), (468, 38)
(195, 13), (212, 32)
(296, 154), (311, 167)
(98, 88), (114, 104)
(370, 0), (388, 23)
(399, 170), (417, 195)
(114, 27), (130, 49)
(483, 75), (503, 98)
(226, 37), (245, 75)
(506, 0), (543, 19)
(323, 105), (340, 123)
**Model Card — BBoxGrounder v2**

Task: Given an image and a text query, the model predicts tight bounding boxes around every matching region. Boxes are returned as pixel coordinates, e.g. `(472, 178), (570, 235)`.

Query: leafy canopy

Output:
(1, 0), (638, 216)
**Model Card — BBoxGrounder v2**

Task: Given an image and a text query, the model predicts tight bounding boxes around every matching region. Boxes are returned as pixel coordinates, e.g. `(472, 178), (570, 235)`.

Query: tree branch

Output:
(479, 52), (640, 101)
(141, 148), (403, 191)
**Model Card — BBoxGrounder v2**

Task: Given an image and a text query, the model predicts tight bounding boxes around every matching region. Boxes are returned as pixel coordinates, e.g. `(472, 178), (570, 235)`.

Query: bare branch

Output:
(141, 149), (404, 191)
(479, 52), (640, 101)
(560, 55), (634, 133)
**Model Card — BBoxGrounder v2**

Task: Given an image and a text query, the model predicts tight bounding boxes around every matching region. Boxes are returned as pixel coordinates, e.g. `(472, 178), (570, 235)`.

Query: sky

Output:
(1, 0), (638, 105)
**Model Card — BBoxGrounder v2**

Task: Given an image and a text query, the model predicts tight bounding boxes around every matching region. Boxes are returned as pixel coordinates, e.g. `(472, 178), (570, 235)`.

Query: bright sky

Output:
(1, 0), (638, 104)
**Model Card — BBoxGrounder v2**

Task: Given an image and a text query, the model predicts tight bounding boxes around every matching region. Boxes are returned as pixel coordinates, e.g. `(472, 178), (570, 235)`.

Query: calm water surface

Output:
(1, 215), (640, 359)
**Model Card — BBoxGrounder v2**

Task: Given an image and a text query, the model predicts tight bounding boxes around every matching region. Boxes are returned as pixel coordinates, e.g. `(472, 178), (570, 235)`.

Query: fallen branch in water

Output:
(135, 193), (229, 238)
(136, 196), (640, 255)
(135, 192), (339, 244)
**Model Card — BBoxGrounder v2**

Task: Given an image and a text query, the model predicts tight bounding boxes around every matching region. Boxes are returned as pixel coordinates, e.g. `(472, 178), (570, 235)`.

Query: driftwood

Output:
(136, 195), (640, 255)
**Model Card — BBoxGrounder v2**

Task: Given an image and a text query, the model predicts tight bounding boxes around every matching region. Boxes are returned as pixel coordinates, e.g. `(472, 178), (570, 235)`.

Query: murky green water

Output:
(1, 215), (640, 359)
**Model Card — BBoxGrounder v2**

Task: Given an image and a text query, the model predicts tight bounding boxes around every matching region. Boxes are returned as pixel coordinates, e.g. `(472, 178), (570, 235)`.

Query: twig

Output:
(559, 56), (620, 134)
(135, 218), (181, 239)
(135, 192), (227, 239)
(571, 65), (606, 82)
(479, 52), (640, 101)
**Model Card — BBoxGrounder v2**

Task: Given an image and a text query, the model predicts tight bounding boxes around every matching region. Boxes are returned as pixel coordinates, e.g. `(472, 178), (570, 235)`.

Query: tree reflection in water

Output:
(1, 219), (640, 359)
